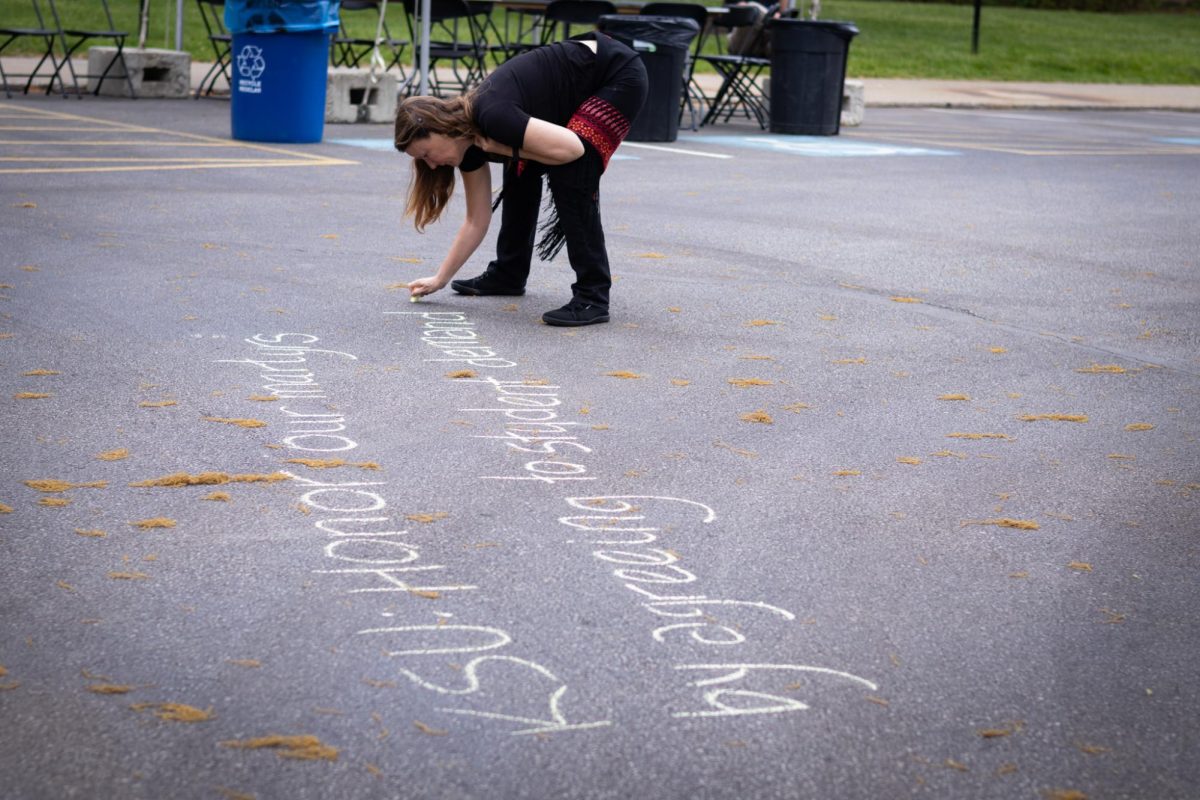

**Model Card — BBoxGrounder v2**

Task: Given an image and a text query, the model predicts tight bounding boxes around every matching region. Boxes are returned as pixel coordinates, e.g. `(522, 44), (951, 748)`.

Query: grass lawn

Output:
(1, 0), (1197, 84)
(822, 0), (1200, 82)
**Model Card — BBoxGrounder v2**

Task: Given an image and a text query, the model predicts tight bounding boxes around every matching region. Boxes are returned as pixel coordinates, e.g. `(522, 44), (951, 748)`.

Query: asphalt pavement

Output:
(1, 90), (1198, 800)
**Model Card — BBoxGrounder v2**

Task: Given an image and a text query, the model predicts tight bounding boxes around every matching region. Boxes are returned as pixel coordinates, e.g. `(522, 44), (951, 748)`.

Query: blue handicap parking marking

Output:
(686, 135), (959, 157)
(331, 138), (639, 160)
(330, 138), (395, 151)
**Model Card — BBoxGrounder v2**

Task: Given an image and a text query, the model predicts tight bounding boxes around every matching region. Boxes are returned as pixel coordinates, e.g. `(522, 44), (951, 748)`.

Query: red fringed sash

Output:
(566, 96), (631, 172)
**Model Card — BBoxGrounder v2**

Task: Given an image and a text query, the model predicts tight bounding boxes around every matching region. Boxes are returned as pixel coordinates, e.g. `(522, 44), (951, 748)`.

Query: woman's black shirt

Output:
(459, 34), (637, 173)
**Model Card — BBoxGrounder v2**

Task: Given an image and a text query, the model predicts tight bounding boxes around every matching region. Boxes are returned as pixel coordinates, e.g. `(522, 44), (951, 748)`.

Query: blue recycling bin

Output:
(225, 1), (340, 143)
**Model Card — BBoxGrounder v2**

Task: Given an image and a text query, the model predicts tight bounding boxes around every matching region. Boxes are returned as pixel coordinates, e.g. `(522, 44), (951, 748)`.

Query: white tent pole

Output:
(419, 0), (430, 96)
(368, 0), (387, 85)
(137, 0), (151, 49)
(175, 0), (184, 50)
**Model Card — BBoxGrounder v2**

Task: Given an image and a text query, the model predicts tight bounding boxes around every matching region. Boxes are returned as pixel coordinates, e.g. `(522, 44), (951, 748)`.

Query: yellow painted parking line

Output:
(0, 126), (164, 132)
(842, 130), (1200, 156)
(0, 102), (336, 159)
(0, 161), (346, 175)
(0, 139), (348, 149)
(0, 101), (358, 173)
(0, 156), (319, 163)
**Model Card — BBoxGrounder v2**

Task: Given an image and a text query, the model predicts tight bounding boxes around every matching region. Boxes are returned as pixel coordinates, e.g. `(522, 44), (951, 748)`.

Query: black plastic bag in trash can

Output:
(767, 19), (858, 136)
(598, 14), (699, 143)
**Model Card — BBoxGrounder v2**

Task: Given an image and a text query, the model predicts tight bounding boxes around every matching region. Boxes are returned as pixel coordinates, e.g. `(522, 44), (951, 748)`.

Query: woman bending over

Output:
(394, 33), (647, 327)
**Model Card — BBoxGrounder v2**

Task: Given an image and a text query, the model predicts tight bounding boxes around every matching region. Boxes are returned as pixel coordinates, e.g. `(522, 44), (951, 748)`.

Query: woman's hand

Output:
(408, 275), (447, 298)
(405, 165), (491, 302)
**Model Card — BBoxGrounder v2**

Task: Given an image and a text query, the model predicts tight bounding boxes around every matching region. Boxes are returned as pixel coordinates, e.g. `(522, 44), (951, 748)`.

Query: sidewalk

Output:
(860, 78), (1200, 110)
(4, 54), (1199, 111)
(698, 71), (1200, 110)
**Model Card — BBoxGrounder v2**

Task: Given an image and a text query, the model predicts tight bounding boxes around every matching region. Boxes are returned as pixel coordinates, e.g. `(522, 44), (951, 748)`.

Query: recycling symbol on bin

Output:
(236, 45), (266, 80)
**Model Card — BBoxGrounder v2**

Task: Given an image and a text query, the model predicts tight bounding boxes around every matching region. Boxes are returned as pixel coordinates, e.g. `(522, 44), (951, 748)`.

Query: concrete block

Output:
(87, 47), (190, 98)
(841, 78), (864, 127)
(326, 67), (398, 124)
(758, 77), (865, 129)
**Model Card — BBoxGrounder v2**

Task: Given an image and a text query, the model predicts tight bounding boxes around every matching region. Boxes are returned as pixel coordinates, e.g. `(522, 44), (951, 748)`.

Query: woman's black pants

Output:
(484, 147), (611, 308)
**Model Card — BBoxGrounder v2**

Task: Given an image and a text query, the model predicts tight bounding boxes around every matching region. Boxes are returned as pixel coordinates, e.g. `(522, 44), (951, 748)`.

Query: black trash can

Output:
(767, 19), (858, 136)
(598, 15), (699, 143)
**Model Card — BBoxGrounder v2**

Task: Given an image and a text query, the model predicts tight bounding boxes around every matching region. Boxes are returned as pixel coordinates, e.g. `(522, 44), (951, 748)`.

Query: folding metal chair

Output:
(402, 0), (489, 96)
(45, 0), (136, 98)
(0, 0), (69, 98)
(697, 3), (769, 128)
(333, 0), (410, 77)
(539, 0), (616, 44)
(495, 0), (543, 63)
(641, 2), (710, 130)
(465, 0), (510, 69)
(194, 0), (232, 98)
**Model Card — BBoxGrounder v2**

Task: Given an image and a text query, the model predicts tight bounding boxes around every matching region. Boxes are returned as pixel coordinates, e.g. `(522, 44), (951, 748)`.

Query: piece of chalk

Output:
(410, 295), (420, 303)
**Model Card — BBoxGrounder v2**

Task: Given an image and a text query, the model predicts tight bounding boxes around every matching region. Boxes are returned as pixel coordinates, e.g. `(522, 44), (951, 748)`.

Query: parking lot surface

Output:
(2, 96), (1198, 799)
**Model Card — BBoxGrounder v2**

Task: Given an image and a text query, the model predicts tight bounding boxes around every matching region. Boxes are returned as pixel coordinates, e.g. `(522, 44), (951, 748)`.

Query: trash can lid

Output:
(598, 14), (700, 49)
(767, 18), (860, 40)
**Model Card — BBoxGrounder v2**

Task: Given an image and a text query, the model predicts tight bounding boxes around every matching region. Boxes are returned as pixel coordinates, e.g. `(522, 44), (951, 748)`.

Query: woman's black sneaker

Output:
(451, 272), (525, 296)
(542, 300), (609, 327)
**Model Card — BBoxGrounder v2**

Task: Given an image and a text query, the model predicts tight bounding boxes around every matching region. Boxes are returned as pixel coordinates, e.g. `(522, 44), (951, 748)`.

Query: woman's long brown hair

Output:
(394, 94), (478, 232)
